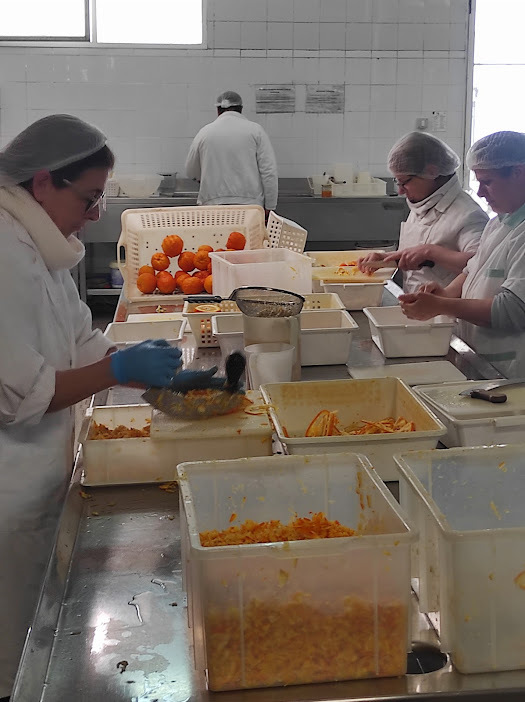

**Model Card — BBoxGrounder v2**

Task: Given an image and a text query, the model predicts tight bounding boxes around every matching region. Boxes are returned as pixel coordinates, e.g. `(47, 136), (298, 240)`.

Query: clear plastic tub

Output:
(209, 248), (312, 298)
(260, 378), (446, 481)
(104, 319), (186, 348)
(178, 452), (416, 690)
(308, 249), (395, 285)
(321, 280), (385, 310)
(363, 306), (455, 358)
(395, 444), (525, 674)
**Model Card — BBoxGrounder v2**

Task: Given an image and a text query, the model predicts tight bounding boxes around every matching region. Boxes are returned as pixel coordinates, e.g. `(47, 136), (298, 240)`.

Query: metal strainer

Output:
(232, 287), (305, 317)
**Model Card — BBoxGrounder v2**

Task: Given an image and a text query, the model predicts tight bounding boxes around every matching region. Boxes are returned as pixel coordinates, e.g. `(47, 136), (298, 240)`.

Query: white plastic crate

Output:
(178, 452), (415, 690)
(396, 444), (525, 674)
(364, 306), (455, 358)
(308, 250), (395, 285)
(104, 318), (186, 348)
(212, 308), (358, 366)
(413, 381), (525, 447)
(126, 312), (183, 322)
(117, 205), (266, 304)
(260, 377), (446, 481)
(321, 281), (385, 310)
(209, 248), (312, 298)
(182, 300), (240, 347)
(265, 211), (308, 253)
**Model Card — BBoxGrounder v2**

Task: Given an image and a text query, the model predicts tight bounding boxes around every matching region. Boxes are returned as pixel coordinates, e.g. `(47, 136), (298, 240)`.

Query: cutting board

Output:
(348, 361), (467, 386)
(415, 381), (525, 419)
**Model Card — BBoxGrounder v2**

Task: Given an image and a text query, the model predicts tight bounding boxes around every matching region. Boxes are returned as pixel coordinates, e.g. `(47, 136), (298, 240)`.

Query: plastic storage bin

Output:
(118, 205), (266, 304)
(395, 444), (525, 674)
(308, 250), (395, 284)
(178, 452), (416, 690)
(321, 281), (385, 310)
(209, 248), (312, 298)
(413, 381), (525, 447)
(104, 319), (186, 348)
(80, 394), (272, 486)
(363, 306), (455, 358)
(260, 378), (445, 481)
(266, 211), (308, 253)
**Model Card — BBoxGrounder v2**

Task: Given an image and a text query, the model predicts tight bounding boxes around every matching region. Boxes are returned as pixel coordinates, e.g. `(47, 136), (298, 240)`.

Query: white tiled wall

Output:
(0, 0), (469, 178)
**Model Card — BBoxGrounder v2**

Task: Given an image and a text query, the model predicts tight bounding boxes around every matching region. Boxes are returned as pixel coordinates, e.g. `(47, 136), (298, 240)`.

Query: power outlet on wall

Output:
(431, 111), (447, 132)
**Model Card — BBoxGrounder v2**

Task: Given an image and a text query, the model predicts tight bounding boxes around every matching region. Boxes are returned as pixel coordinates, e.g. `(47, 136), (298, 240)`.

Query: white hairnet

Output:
(466, 131), (525, 171)
(388, 131), (460, 179)
(215, 91), (243, 109)
(0, 114), (107, 186)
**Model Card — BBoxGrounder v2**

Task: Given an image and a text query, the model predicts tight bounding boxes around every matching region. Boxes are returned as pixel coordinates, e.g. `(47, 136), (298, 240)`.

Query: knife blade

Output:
(362, 259), (435, 270)
(459, 378), (525, 396)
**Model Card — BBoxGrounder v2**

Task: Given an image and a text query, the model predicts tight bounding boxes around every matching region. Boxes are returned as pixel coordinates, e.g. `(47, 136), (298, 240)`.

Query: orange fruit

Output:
(193, 270), (209, 280)
(226, 231), (246, 250)
(180, 276), (204, 294)
(174, 270), (190, 284)
(207, 261), (212, 274)
(204, 274), (213, 294)
(162, 234), (184, 258)
(194, 250), (211, 271)
(136, 272), (157, 294)
(178, 251), (196, 272)
(216, 248), (226, 252)
(156, 271), (177, 294)
(139, 264), (155, 276)
(151, 252), (170, 271)
(198, 244), (213, 252)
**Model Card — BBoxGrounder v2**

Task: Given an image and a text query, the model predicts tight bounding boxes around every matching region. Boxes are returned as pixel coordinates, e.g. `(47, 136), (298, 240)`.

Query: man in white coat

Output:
(185, 91), (278, 218)
(359, 132), (488, 292)
(400, 131), (525, 378)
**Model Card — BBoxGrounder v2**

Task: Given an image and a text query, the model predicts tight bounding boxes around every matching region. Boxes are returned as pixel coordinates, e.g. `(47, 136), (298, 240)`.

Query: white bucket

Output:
(307, 175), (325, 195)
(244, 343), (295, 390)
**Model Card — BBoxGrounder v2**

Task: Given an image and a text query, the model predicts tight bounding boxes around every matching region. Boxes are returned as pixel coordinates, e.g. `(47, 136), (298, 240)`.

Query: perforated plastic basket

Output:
(266, 211), (308, 253)
(117, 205), (266, 304)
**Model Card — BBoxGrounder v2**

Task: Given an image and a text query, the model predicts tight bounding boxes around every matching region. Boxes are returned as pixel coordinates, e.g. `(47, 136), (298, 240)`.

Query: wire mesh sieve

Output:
(231, 287), (305, 318)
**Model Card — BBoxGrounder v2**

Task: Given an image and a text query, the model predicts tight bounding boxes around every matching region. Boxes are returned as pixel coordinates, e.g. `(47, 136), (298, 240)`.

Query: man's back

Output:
(186, 111), (278, 209)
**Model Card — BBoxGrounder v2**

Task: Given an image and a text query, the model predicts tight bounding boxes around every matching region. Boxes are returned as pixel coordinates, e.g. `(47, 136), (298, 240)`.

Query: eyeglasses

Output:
(393, 176), (415, 188)
(62, 178), (106, 213)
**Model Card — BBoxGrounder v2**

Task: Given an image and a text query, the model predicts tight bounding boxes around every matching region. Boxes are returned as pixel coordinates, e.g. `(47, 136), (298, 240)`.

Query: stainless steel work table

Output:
(13, 284), (525, 702)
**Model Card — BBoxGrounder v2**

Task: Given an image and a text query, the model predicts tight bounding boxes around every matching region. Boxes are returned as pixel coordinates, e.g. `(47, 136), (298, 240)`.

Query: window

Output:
(1, 0), (203, 45)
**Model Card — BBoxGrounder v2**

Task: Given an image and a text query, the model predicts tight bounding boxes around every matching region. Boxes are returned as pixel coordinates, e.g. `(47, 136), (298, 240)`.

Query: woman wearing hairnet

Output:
(0, 114), (226, 698)
(400, 131), (525, 378)
(359, 132), (488, 292)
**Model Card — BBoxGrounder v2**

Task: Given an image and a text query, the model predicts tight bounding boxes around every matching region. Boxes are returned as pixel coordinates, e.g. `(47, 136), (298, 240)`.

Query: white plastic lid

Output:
(415, 382), (525, 419)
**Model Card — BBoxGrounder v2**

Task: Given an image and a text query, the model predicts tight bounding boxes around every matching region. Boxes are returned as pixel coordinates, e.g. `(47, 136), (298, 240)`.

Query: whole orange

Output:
(204, 274), (213, 294)
(174, 270), (190, 285)
(136, 272), (157, 294)
(151, 252), (170, 271)
(194, 250), (211, 271)
(180, 276), (204, 294)
(139, 264), (155, 276)
(162, 234), (184, 258)
(198, 244), (214, 252)
(178, 251), (196, 272)
(156, 271), (177, 294)
(207, 261), (212, 274)
(193, 270), (209, 280)
(226, 231), (246, 250)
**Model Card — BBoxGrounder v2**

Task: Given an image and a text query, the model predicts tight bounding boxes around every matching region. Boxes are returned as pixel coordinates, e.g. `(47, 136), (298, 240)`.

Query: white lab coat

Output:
(0, 208), (113, 695)
(399, 175), (488, 293)
(459, 208), (525, 378)
(185, 111), (278, 209)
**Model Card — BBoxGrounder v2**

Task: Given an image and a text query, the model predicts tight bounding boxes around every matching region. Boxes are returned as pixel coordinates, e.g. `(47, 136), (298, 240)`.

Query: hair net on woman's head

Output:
(215, 91), (243, 109)
(0, 114), (107, 187)
(466, 131), (525, 171)
(388, 131), (461, 179)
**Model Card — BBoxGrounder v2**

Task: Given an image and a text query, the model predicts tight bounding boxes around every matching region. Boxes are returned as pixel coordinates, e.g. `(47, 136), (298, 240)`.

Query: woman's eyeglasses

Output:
(393, 176), (415, 188)
(62, 179), (106, 213)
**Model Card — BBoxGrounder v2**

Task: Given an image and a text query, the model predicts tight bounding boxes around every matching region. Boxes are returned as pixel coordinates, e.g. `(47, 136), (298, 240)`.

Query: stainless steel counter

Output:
(14, 283), (523, 702)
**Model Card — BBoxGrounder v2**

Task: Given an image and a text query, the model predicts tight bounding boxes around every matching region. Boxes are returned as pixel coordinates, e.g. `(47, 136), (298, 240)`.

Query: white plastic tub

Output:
(396, 444), (525, 674)
(81, 394), (272, 486)
(307, 250), (395, 285)
(321, 281), (385, 309)
(104, 319), (186, 348)
(178, 452), (416, 690)
(413, 381), (525, 447)
(260, 378), (446, 481)
(209, 248), (312, 298)
(363, 306), (455, 358)
(212, 309), (358, 366)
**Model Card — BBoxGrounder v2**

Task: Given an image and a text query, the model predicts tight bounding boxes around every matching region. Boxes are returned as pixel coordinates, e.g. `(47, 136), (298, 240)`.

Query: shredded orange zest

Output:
(200, 512), (355, 547)
(90, 421), (150, 439)
(229, 513), (237, 523)
(205, 594), (406, 689)
(243, 402), (273, 415)
(159, 482), (177, 493)
(305, 412), (415, 437)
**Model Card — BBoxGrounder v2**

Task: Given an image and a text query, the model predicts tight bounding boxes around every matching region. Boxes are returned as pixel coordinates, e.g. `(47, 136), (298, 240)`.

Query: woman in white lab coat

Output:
(0, 115), (225, 698)
(399, 131), (525, 378)
(359, 132), (488, 293)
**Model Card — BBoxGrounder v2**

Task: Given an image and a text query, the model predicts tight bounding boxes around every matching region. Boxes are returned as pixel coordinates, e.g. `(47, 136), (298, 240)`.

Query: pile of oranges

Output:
(136, 231), (246, 295)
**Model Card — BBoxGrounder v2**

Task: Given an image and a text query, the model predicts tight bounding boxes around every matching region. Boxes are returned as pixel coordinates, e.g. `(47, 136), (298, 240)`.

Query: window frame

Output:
(0, 0), (207, 49)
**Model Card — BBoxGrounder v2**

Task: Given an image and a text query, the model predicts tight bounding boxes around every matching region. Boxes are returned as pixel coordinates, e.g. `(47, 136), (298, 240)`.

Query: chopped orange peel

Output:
(90, 422), (150, 439)
(305, 412), (415, 437)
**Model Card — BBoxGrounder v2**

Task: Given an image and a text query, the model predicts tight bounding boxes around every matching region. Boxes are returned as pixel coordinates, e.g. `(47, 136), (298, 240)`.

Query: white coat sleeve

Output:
(256, 129), (278, 210)
(501, 231), (525, 304)
(456, 208), (489, 255)
(62, 272), (115, 367)
(185, 133), (202, 181)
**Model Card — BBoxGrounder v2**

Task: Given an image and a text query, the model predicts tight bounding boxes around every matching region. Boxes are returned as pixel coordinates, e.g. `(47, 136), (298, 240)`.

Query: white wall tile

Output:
(344, 111), (370, 137)
(450, 0), (469, 23)
(395, 84), (422, 110)
(372, 0), (400, 23)
(422, 83), (448, 110)
(449, 22), (467, 52)
(320, 23), (346, 51)
(346, 23), (372, 51)
(371, 84), (396, 110)
(345, 85), (371, 111)
(397, 23), (424, 51)
(369, 136), (394, 164)
(424, 0), (451, 24)
(267, 23), (293, 50)
(213, 0), (244, 22)
(423, 57), (450, 85)
(213, 21), (241, 49)
(0, 55), (27, 82)
(240, 22), (268, 50)
(373, 23), (398, 51)
(346, 0), (373, 22)
(398, 0), (425, 23)
(293, 0), (320, 23)
(267, 0), (294, 21)
(423, 24), (450, 51)
(371, 57), (397, 84)
(236, 2), (267, 21)
(370, 110), (398, 137)
(345, 58), (372, 85)
(293, 23), (320, 50)
(397, 58), (423, 84)
(320, 0), (347, 23)
(318, 57), (345, 83)
(448, 83), (466, 112)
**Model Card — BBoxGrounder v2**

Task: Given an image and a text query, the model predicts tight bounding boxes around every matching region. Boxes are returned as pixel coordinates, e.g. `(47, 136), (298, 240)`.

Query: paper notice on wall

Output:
(255, 85), (296, 113)
(305, 84), (345, 114)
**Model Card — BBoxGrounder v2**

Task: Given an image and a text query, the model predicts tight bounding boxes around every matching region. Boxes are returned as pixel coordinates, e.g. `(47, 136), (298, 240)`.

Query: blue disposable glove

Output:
(169, 366), (232, 394)
(110, 339), (182, 387)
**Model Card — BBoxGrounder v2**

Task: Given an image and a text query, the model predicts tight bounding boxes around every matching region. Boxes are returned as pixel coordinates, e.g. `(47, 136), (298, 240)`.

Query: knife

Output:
(362, 259), (435, 270)
(459, 379), (525, 396)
